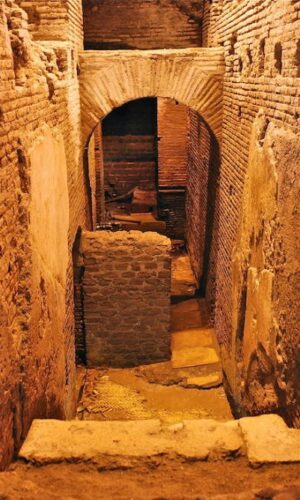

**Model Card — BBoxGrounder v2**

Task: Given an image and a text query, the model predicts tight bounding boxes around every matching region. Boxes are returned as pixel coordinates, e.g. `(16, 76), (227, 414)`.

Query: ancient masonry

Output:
(0, 0), (299, 471)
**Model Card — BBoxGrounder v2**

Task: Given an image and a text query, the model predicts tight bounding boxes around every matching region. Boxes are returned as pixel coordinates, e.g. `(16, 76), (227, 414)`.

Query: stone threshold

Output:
(19, 414), (300, 468)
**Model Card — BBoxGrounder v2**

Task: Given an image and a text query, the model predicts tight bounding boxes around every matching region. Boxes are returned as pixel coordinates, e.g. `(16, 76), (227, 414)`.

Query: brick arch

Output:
(79, 48), (225, 145)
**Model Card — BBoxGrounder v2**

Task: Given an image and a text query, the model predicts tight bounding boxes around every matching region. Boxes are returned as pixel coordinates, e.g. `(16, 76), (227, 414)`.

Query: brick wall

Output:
(186, 111), (208, 283)
(73, 229), (85, 364)
(17, 0), (83, 47)
(82, 0), (202, 50)
(0, 0), (85, 468)
(87, 128), (96, 229)
(103, 136), (157, 196)
(17, 0), (69, 41)
(157, 98), (188, 188)
(157, 98), (189, 240)
(158, 190), (186, 240)
(80, 230), (171, 367)
(93, 123), (105, 224)
(101, 99), (157, 204)
(185, 110), (219, 310)
(202, 0), (300, 424)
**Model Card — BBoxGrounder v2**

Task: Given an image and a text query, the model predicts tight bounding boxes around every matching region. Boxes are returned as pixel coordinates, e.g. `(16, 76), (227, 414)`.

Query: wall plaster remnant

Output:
(229, 111), (300, 420)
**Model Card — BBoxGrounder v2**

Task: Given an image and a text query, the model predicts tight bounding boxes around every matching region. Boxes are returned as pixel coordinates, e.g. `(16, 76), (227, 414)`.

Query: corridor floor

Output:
(76, 297), (232, 423)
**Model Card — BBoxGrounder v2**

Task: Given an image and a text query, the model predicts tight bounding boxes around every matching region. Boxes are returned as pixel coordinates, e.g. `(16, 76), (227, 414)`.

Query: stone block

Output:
(19, 418), (243, 465)
(239, 414), (300, 466)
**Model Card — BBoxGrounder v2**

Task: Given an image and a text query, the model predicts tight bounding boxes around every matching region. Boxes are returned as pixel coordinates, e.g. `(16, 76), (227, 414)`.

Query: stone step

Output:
(171, 326), (220, 370)
(19, 418), (243, 466)
(19, 415), (300, 467)
(239, 415), (300, 465)
(171, 298), (209, 331)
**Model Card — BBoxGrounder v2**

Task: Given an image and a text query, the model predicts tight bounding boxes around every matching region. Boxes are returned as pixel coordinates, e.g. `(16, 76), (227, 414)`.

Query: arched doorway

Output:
(78, 48), (225, 147)
(75, 95), (228, 423)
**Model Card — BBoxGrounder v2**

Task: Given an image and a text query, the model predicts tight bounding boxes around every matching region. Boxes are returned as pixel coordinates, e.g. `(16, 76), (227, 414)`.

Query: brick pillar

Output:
(81, 230), (171, 367)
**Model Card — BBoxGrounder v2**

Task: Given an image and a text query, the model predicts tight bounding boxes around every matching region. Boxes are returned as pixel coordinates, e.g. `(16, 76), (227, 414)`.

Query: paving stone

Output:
(239, 414), (300, 466)
(171, 254), (198, 297)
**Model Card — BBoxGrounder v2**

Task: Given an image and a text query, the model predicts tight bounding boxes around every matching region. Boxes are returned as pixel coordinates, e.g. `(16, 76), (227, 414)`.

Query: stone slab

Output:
(172, 346), (220, 368)
(19, 419), (243, 465)
(112, 213), (156, 222)
(186, 374), (222, 389)
(19, 415), (300, 467)
(172, 328), (214, 350)
(239, 414), (300, 465)
(171, 255), (197, 298)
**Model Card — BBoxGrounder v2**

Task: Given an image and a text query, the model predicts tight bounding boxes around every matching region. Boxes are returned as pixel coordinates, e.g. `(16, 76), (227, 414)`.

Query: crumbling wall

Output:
(17, 0), (83, 47)
(82, 0), (202, 50)
(232, 116), (300, 424)
(0, 0), (84, 468)
(17, 0), (68, 41)
(202, 0), (300, 424)
(80, 231), (171, 368)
